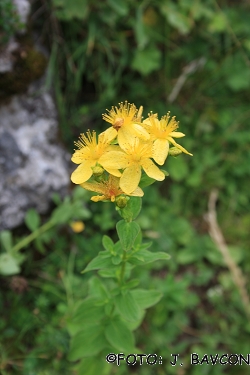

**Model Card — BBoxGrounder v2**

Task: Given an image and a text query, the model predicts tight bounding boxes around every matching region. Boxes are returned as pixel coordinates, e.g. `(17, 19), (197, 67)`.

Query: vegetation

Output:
(0, 0), (23, 46)
(1, 0), (250, 374)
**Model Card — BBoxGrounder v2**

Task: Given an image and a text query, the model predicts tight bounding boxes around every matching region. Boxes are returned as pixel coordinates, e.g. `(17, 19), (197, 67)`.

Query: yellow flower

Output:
(81, 175), (144, 202)
(71, 130), (121, 184)
(70, 221), (85, 233)
(99, 138), (165, 195)
(143, 112), (192, 165)
(101, 101), (150, 148)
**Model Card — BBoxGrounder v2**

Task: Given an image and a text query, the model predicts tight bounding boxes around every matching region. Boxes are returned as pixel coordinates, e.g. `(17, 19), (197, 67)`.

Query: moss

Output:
(0, 42), (47, 100)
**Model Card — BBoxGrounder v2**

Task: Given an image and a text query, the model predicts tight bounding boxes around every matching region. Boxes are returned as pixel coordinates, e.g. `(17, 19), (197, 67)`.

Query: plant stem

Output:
(12, 220), (55, 253)
(119, 250), (127, 286)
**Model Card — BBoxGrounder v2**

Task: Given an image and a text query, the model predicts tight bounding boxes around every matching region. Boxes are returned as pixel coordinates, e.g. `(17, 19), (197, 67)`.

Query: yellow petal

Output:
(105, 168), (122, 177)
(132, 124), (150, 140)
(81, 181), (104, 194)
(142, 118), (151, 126)
(117, 127), (132, 149)
(130, 186), (144, 197)
(169, 131), (185, 138)
(91, 195), (106, 202)
(71, 150), (87, 164)
(141, 159), (165, 181)
(152, 139), (169, 165)
(99, 151), (129, 169)
(120, 165), (141, 194)
(71, 162), (93, 184)
(168, 137), (193, 155)
(99, 127), (117, 143)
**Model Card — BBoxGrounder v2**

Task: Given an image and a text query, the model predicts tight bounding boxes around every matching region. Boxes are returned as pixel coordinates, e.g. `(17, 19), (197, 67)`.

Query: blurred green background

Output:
(1, 0), (250, 374)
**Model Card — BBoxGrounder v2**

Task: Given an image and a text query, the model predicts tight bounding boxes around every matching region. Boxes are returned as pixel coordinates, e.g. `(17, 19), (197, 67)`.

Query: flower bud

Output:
(92, 165), (104, 176)
(168, 147), (183, 156)
(70, 221), (85, 233)
(115, 196), (129, 208)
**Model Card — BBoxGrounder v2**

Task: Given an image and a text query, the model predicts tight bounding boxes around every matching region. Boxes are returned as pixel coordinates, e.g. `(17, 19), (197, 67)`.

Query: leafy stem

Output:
(119, 250), (127, 286)
(12, 220), (55, 253)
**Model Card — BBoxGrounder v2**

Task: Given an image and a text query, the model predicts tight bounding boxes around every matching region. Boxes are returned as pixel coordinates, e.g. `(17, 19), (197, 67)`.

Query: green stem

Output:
(119, 250), (127, 286)
(12, 220), (56, 253)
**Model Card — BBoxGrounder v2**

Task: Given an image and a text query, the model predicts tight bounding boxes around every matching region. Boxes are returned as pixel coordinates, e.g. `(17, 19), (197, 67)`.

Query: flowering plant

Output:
(68, 102), (192, 372)
(71, 101), (192, 199)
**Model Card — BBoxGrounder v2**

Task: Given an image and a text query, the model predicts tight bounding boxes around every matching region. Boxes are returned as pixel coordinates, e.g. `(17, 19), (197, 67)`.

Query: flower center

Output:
(113, 117), (124, 130)
(132, 154), (141, 162)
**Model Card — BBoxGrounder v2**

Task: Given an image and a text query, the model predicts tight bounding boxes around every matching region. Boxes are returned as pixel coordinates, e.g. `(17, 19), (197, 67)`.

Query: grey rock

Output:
(13, 0), (31, 30)
(0, 39), (19, 73)
(0, 0), (30, 73)
(0, 79), (71, 230)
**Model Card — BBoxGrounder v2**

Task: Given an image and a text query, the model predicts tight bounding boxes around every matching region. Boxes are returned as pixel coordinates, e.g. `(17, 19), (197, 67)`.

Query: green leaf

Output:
(131, 45), (161, 75)
(53, 0), (89, 20)
(114, 241), (123, 255)
(111, 241), (123, 264)
(176, 248), (197, 264)
(75, 357), (110, 375)
(160, 2), (191, 34)
(98, 268), (118, 279)
(81, 251), (112, 273)
(98, 263), (133, 279)
(107, 0), (129, 16)
(139, 174), (156, 188)
(132, 230), (142, 251)
(102, 235), (114, 253)
(129, 250), (170, 265)
(68, 325), (107, 360)
(134, 8), (148, 49)
(167, 156), (189, 181)
(122, 278), (140, 290)
(105, 317), (135, 352)
(25, 209), (40, 231)
(114, 291), (141, 322)
(119, 197), (142, 221)
(161, 169), (170, 177)
(68, 297), (104, 335)
(208, 13), (227, 33)
(0, 230), (13, 253)
(131, 289), (163, 309)
(116, 220), (140, 251)
(0, 253), (20, 275)
(205, 245), (244, 266)
(138, 242), (153, 251)
(88, 277), (109, 300)
(227, 67), (250, 91)
(111, 254), (122, 265)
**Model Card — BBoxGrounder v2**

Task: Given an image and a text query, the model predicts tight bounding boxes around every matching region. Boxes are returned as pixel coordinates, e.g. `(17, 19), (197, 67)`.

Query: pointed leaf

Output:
(115, 291), (141, 322)
(0, 231), (13, 253)
(81, 252), (112, 273)
(0, 253), (20, 275)
(102, 235), (114, 253)
(68, 325), (107, 360)
(25, 209), (40, 231)
(119, 197), (142, 221)
(68, 297), (104, 335)
(75, 357), (110, 375)
(116, 220), (140, 251)
(105, 317), (135, 352)
(129, 250), (170, 264)
(98, 268), (119, 279)
(139, 174), (156, 188)
(88, 277), (109, 300)
(131, 289), (163, 309)
(132, 230), (142, 251)
(111, 254), (122, 265)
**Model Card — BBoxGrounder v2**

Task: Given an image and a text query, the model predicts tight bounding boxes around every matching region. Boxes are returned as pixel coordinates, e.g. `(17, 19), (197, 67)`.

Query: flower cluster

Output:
(71, 102), (192, 203)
